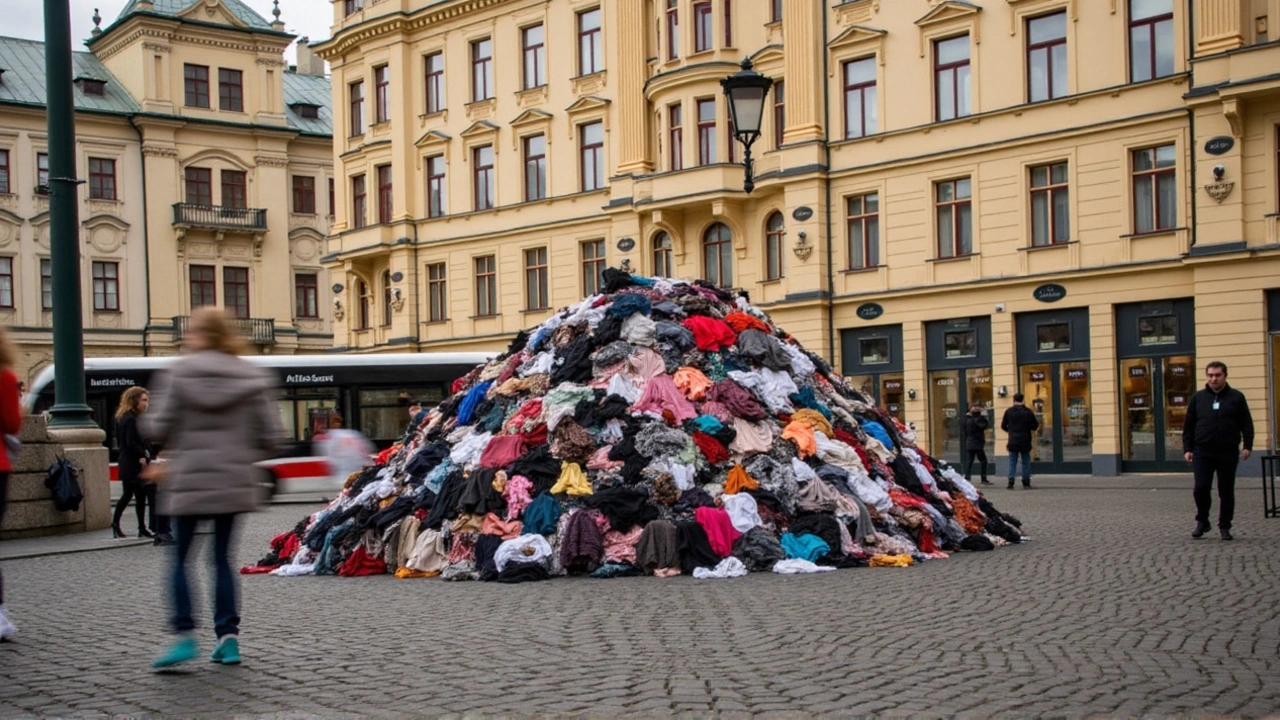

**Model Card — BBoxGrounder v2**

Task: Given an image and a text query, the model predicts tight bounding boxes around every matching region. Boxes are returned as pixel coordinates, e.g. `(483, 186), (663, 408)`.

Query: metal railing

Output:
(172, 203), (267, 230)
(171, 316), (276, 345)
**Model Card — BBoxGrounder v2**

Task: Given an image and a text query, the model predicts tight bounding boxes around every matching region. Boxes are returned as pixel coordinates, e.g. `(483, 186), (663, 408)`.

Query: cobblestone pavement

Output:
(1, 476), (1278, 719)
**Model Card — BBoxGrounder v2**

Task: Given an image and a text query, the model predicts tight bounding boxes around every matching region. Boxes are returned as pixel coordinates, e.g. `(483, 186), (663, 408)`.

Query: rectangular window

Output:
(295, 273), (318, 318)
(189, 264), (216, 309)
(221, 170), (247, 209)
(472, 38), (493, 102)
(944, 329), (978, 358)
(860, 337), (890, 365)
(765, 214), (783, 281)
(847, 193), (880, 269)
(349, 80), (364, 136)
(724, 0), (732, 47)
(694, 1), (713, 52)
(0, 258), (12, 308)
(184, 64), (210, 108)
(523, 25), (546, 89)
(771, 0), (782, 23)
(352, 174), (367, 229)
(653, 233), (673, 278)
(773, 81), (785, 149)
(425, 53), (445, 113)
(185, 167), (212, 206)
(843, 58), (877, 139)
(474, 255), (497, 316)
(1132, 144), (1176, 233)
(374, 65), (390, 123)
(524, 134), (547, 202)
(667, 0), (680, 60)
(37, 152), (49, 189)
(88, 157), (117, 200)
(580, 122), (605, 192)
(427, 262), (447, 322)
(292, 175), (316, 214)
(1036, 322), (1071, 351)
(582, 239), (606, 296)
(343, 0), (362, 15)
(426, 155), (446, 218)
(934, 35), (971, 122)
(376, 164), (393, 223)
(669, 104), (684, 171)
(1129, 0), (1175, 82)
(524, 247), (549, 310)
(91, 261), (119, 311)
(40, 258), (52, 310)
(473, 145), (495, 211)
(218, 68), (243, 112)
(1027, 12), (1067, 102)
(697, 98), (716, 165)
(1030, 162), (1070, 246)
(223, 266), (249, 319)
(935, 178), (973, 258)
(328, 177), (335, 216)
(728, 111), (738, 164)
(578, 8), (603, 75)
(1138, 314), (1178, 345)
(0, 150), (9, 194)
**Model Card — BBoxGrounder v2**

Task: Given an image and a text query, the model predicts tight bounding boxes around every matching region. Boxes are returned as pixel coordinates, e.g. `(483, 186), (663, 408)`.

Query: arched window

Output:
(357, 279), (371, 330)
(381, 270), (392, 327)
(764, 212), (784, 281)
(703, 222), (733, 287)
(652, 231), (673, 278)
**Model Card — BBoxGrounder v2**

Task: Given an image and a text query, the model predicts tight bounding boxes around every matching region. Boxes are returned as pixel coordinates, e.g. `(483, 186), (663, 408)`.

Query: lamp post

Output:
(720, 57), (774, 194)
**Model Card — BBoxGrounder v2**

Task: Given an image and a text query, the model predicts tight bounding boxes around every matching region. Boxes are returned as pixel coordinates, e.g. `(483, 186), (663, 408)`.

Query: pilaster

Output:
(782, 0), (824, 143)
(616, 0), (652, 174)
(1195, 0), (1247, 55)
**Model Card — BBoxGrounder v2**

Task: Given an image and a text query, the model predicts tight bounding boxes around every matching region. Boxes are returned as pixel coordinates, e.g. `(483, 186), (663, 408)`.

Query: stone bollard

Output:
(0, 415), (109, 540)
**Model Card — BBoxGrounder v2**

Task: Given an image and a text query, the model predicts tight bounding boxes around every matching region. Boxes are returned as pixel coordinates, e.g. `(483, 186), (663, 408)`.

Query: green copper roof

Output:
(0, 36), (141, 114)
(118, 0), (276, 30)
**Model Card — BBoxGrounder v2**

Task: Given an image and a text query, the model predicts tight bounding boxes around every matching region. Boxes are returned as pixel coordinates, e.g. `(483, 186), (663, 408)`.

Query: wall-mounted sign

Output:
(1204, 136), (1235, 156)
(1129, 366), (1148, 377)
(883, 380), (904, 391)
(616, 237), (636, 252)
(390, 271), (404, 282)
(332, 283), (344, 294)
(856, 302), (884, 320)
(1029, 371), (1047, 382)
(1066, 368), (1088, 381)
(1033, 283), (1067, 303)
(792, 206), (814, 222)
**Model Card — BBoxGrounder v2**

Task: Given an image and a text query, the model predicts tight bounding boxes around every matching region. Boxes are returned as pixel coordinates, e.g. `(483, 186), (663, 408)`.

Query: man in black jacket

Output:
(1001, 393), (1040, 489)
(961, 404), (991, 485)
(1183, 361), (1254, 540)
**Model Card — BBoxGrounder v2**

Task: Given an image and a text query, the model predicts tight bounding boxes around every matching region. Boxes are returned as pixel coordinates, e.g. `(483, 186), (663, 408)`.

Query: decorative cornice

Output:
(254, 154), (290, 167)
(141, 41), (171, 53)
(141, 144), (179, 158)
(256, 57), (288, 67)
(314, 0), (513, 60)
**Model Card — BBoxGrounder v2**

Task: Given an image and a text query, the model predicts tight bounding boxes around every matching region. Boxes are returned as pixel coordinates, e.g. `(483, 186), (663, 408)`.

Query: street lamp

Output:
(720, 57), (774, 194)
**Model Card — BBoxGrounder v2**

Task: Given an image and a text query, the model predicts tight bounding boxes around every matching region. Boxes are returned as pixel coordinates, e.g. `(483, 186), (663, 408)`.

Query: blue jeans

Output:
(1007, 450), (1032, 484)
(171, 514), (240, 638)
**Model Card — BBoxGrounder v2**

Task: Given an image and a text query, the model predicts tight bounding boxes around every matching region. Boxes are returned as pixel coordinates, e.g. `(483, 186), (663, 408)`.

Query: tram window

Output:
(359, 387), (435, 443)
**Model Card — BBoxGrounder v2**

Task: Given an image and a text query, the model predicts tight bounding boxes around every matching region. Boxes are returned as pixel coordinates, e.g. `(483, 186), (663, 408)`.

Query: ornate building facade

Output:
(318, 0), (1280, 475)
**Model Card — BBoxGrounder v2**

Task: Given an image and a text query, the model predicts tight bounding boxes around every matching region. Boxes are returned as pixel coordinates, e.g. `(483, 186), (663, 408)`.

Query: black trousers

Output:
(965, 449), (989, 482)
(112, 479), (148, 531)
(145, 484), (170, 535)
(1193, 449), (1239, 530)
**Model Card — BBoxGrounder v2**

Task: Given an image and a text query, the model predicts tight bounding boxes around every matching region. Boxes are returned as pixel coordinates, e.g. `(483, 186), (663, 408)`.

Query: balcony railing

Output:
(172, 203), (268, 231)
(172, 316), (276, 345)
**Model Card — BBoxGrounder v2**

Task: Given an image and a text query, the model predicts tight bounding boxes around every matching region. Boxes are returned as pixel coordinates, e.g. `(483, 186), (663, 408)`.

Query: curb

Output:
(0, 537), (154, 561)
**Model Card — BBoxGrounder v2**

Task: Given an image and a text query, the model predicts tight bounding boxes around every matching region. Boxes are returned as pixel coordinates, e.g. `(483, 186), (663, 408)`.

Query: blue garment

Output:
(424, 460), (454, 495)
(690, 415), (724, 435)
(171, 514), (239, 638)
(607, 293), (652, 319)
(862, 420), (895, 450)
(521, 492), (562, 535)
(1007, 450), (1031, 484)
(790, 385), (833, 421)
(589, 562), (644, 578)
(456, 380), (494, 426)
(780, 532), (830, 562)
(630, 275), (658, 287)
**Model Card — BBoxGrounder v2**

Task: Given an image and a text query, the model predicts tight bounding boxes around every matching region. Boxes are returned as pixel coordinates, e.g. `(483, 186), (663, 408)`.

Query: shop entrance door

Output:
(1019, 361), (1092, 473)
(1120, 355), (1195, 472)
(850, 373), (906, 425)
(929, 367), (995, 467)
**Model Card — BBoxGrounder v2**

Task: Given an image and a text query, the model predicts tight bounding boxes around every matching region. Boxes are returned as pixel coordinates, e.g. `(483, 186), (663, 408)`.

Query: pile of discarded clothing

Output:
(247, 271), (1023, 583)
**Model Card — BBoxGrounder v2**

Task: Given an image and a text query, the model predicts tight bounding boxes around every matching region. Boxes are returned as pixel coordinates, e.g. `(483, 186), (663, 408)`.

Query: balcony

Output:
(172, 316), (276, 345)
(172, 203), (268, 231)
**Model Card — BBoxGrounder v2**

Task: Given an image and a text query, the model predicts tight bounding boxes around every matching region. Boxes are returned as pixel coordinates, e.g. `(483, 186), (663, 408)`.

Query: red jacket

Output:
(0, 368), (24, 472)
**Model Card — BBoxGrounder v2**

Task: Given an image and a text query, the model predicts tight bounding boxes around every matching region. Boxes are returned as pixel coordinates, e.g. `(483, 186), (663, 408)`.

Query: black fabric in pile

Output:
(675, 521), (720, 573)
(585, 486), (660, 533)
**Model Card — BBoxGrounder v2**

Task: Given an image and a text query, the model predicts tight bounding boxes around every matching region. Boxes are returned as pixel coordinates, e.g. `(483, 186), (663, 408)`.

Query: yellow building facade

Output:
(318, 0), (1280, 475)
(0, 0), (337, 389)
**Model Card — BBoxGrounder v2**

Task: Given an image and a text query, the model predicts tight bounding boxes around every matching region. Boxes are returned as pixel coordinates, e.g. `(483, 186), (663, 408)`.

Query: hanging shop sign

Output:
(856, 302), (884, 320)
(1033, 284), (1067, 303)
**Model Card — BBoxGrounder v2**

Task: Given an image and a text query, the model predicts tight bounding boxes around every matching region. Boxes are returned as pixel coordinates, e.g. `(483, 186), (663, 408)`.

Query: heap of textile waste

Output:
(247, 271), (1023, 582)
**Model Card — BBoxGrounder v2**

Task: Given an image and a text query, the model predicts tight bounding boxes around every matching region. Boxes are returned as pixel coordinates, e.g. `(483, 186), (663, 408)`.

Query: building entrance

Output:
(1116, 299), (1196, 472)
(1015, 308), (1092, 473)
(925, 317), (993, 467)
(840, 324), (905, 425)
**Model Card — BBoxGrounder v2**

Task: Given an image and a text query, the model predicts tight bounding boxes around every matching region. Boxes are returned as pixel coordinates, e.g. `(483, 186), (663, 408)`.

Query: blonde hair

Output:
(187, 306), (247, 356)
(115, 385), (149, 419)
(0, 326), (15, 370)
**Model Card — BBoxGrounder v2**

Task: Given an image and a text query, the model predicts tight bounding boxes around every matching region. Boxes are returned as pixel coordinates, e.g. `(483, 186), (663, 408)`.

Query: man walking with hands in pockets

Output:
(1183, 361), (1254, 541)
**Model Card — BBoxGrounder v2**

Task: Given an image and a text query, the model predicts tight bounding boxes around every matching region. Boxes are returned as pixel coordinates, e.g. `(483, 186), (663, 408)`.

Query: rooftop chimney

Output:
(294, 37), (326, 77)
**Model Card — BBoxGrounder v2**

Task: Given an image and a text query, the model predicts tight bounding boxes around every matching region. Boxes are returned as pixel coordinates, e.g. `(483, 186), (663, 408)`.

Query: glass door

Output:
(1273, 335), (1280, 452)
(1120, 355), (1193, 471)
(1121, 358), (1156, 464)
(1060, 362), (1092, 467)
(1020, 364), (1053, 463)
(966, 367), (995, 458)
(930, 370), (962, 464)
(1163, 356), (1195, 465)
(881, 374), (905, 424)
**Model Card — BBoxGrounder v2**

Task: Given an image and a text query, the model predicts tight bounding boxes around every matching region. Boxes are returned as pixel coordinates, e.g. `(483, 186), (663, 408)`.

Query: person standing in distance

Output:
(1182, 361), (1253, 541)
(961, 404), (992, 486)
(1001, 393), (1039, 489)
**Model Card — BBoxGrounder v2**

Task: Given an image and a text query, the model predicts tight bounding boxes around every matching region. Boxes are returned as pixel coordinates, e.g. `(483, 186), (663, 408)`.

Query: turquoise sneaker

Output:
(152, 635), (198, 669)
(210, 636), (240, 665)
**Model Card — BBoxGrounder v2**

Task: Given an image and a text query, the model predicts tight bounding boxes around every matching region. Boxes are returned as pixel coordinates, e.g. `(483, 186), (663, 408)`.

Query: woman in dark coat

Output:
(111, 386), (152, 539)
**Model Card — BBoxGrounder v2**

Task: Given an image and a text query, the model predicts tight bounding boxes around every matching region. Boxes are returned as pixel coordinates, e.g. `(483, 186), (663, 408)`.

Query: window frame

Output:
(184, 64), (210, 108)
(292, 175), (316, 215)
(381, 269), (393, 327)
(1030, 161), (1070, 246)
(427, 262), (448, 322)
(473, 144), (495, 211)
(652, 231), (673, 278)
(843, 57), (877, 139)
(221, 169), (247, 210)
(222, 266), (250, 319)
(847, 192), (880, 269)
(295, 273), (319, 319)
(1131, 144), (1177, 234)
(88, 157), (117, 200)
(934, 35), (972, 122)
(189, 264), (216, 310)
(218, 67), (243, 112)
(349, 80), (365, 136)
(525, 246), (549, 311)
(356, 279), (371, 330)
(522, 25), (546, 90)
(578, 8), (603, 76)
(693, 1), (713, 53)
(40, 258), (52, 310)
(669, 104), (684, 171)
(184, 167), (212, 206)
(374, 65), (390, 124)
(471, 38), (494, 102)
(351, 173), (368, 229)
(764, 212), (784, 281)
(696, 98), (717, 166)
(581, 239), (606, 296)
(702, 222), (733, 287)
(426, 155), (447, 218)
(935, 177), (974, 259)
(474, 255), (498, 317)
(36, 152), (50, 190)
(424, 52), (446, 114)
(666, 0), (680, 61)
(773, 81), (785, 149)
(524, 134), (547, 202)
(1128, 0), (1175, 83)
(580, 121), (605, 192)
(91, 260), (119, 312)
(770, 0), (783, 23)
(0, 149), (9, 194)
(376, 164), (393, 224)
(723, 0), (733, 47)
(0, 257), (11, 309)
(1026, 12), (1068, 102)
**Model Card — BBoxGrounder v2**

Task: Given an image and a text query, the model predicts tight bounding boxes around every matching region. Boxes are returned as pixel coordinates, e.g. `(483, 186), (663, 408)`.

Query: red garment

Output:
(695, 506), (741, 557)
(724, 312), (770, 334)
(239, 565), (275, 575)
(479, 435), (526, 469)
(888, 487), (929, 509)
(376, 445), (398, 465)
(0, 369), (21, 473)
(521, 423), (548, 447)
(833, 427), (860, 448)
(632, 375), (697, 423)
(682, 316), (738, 351)
(269, 531), (293, 553)
(691, 431), (730, 465)
(278, 534), (301, 562)
(338, 546), (388, 577)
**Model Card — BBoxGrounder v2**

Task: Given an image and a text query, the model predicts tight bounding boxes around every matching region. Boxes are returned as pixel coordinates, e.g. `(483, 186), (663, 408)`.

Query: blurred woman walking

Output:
(142, 307), (286, 668)
(111, 386), (153, 539)
(0, 327), (25, 641)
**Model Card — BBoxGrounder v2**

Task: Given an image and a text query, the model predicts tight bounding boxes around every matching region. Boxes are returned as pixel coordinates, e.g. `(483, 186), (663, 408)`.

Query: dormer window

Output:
(290, 102), (320, 119)
(75, 77), (107, 96)
(0, 69), (6, 86)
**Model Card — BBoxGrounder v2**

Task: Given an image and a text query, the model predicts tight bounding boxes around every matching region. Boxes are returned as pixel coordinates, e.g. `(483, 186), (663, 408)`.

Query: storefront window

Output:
(930, 370), (962, 460)
(1036, 322), (1071, 351)
(1163, 357), (1194, 463)
(1138, 314), (1178, 345)
(944, 329), (977, 358)
(850, 375), (875, 402)
(966, 367), (995, 457)
(1121, 358), (1155, 462)
(881, 375), (905, 422)
(860, 337), (890, 365)
(1061, 362), (1091, 464)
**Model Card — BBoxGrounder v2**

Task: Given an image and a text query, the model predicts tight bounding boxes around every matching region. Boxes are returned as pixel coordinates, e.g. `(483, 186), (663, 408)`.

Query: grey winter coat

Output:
(140, 350), (287, 516)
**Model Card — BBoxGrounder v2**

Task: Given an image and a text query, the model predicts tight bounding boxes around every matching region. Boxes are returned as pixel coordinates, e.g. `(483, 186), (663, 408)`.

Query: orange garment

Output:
(673, 366), (714, 401)
(791, 408), (833, 438)
(869, 554), (914, 568)
(724, 312), (770, 334)
(394, 567), (440, 579)
(781, 420), (817, 459)
(951, 495), (988, 535)
(723, 464), (760, 495)
(481, 513), (523, 540)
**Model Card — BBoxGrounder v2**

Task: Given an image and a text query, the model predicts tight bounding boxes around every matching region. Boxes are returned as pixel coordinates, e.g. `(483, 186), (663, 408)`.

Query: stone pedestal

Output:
(0, 416), (109, 540)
